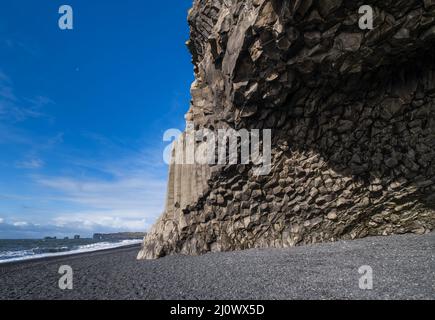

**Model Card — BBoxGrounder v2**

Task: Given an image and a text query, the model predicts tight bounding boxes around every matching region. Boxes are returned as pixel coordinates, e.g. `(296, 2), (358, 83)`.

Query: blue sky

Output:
(0, 1), (193, 238)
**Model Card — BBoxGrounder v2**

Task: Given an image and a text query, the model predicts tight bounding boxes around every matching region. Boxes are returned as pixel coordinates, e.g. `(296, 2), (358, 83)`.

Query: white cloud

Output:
(0, 218), (4, 223)
(36, 175), (166, 212)
(16, 158), (44, 169)
(12, 221), (29, 227)
(1, 124), (168, 235)
(33, 155), (167, 232)
(53, 213), (150, 231)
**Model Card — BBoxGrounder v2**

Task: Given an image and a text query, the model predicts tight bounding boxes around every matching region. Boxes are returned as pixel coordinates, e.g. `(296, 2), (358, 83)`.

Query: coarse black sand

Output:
(0, 232), (433, 300)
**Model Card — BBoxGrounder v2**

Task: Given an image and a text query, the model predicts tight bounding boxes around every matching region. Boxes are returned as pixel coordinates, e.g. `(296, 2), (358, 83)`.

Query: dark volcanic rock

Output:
(138, 0), (435, 259)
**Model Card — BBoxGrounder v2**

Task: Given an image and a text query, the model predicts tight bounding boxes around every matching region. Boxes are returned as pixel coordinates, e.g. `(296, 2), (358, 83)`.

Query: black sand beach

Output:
(0, 232), (433, 300)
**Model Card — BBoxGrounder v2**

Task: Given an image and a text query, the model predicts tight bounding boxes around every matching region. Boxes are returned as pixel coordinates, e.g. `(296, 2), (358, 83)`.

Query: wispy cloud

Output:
(0, 86), (17, 101)
(53, 213), (150, 232)
(0, 98), (168, 236)
(22, 135), (169, 234)
(0, 123), (34, 145)
(0, 121), (62, 170)
(0, 71), (16, 102)
(15, 158), (44, 169)
(2, 38), (40, 56)
(0, 69), (52, 122)
(12, 221), (29, 227)
(35, 174), (166, 211)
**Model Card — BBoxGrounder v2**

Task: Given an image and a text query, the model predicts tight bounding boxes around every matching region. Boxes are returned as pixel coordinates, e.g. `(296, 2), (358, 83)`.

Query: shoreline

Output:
(0, 232), (433, 300)
(0, 242), (142, 267)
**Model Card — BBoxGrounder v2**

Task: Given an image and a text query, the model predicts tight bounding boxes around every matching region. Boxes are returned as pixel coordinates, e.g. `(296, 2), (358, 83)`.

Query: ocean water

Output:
(0, 238), (143, 264)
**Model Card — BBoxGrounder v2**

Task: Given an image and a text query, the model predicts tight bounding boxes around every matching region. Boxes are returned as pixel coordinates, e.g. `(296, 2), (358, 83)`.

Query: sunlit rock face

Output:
(138, 0), (435, 260)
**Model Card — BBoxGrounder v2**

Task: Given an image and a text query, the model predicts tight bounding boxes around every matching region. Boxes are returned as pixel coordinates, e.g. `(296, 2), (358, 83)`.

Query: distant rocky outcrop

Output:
(138, 0), (435, 259)
(93, 232), (146, 241)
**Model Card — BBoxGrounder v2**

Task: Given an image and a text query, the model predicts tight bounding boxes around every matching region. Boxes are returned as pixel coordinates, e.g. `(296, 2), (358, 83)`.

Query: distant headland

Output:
(93, 232), (146, 241)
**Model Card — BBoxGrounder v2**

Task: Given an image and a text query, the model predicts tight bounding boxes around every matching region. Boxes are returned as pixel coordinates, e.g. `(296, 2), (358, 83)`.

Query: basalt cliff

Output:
(138, 0), (435, 259)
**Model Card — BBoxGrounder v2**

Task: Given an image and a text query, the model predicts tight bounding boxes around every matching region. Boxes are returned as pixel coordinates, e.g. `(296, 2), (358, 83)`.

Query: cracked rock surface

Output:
(138, 0), (435, 259)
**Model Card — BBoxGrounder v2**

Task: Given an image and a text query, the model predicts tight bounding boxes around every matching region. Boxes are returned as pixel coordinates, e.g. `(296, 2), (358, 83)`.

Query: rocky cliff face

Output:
(138, 0), (435, 259)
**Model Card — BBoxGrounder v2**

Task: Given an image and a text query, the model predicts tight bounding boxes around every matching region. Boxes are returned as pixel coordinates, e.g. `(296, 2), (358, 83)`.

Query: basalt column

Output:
(138, 0), (435, 259)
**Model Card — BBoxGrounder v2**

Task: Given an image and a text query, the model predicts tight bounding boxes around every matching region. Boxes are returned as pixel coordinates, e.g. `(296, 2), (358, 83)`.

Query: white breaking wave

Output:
(0, 239), (143, 264)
